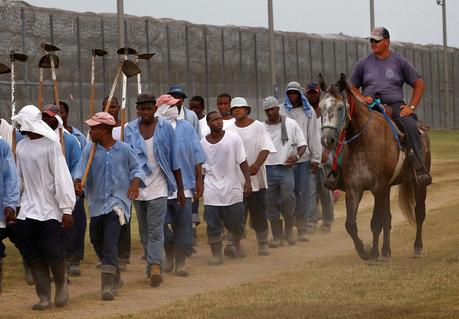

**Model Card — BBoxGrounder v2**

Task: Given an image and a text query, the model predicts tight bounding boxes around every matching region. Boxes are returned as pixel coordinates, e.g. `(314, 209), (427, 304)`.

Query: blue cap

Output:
(167, 84), (187, 99)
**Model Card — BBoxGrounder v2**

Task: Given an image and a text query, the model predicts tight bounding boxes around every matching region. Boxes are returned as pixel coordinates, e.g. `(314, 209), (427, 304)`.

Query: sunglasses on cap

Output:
(369, 38), (383, 44)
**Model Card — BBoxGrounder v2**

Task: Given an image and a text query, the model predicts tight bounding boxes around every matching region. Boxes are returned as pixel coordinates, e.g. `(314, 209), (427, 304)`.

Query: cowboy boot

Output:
(256, 230), (270, 256)
(29, 261), (51, 310)
(49, 261), (69, 307)
(208, 241), (223, 266)
(269, 220), (283, 248)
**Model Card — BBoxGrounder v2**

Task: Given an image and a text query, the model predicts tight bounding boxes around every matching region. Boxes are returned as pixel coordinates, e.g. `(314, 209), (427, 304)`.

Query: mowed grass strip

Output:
(121, 130), (459, 319)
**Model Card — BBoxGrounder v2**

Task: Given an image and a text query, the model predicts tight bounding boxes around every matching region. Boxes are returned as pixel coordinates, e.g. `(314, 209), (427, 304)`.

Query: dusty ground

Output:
(0, 131), (456, 319)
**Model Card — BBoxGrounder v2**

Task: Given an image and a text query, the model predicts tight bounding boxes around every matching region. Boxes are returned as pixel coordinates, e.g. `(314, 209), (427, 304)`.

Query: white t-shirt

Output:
(201, 131), (247, 206)
(16, 136), (75, 222)
(226, 120), (276, 192)
(264, 117), (307, 166)
(200, 117), (236, 139)
(137, 137), (168, 201)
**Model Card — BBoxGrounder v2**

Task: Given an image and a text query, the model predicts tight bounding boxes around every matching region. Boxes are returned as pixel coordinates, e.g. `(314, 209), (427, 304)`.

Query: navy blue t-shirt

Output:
(351, 51), (420, 106)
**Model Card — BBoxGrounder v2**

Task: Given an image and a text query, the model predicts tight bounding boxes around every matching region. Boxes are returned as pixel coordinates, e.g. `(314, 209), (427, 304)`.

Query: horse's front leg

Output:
(370, 189), (390, 261)
(381, 207), (392, 259)
(345, 188), (370, 260)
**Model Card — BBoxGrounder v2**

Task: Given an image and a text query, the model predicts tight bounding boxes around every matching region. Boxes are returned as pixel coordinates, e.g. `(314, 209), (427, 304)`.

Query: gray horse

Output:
(319, 73), (430, 261)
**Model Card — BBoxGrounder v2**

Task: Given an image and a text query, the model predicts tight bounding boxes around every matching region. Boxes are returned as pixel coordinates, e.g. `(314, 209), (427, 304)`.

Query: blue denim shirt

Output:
(124, 118), (179, 194)
(75, 140), (145, 220)
(174, 119), (206, 191)
(70, 126), (88, 150)
(64, 132), (82, 178)
(0, 139), (19, 225)
(183, 107), (201, 137)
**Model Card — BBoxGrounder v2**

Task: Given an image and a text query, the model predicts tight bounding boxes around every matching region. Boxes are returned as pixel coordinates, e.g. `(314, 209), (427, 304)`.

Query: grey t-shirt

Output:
(350, 51), (420, 106)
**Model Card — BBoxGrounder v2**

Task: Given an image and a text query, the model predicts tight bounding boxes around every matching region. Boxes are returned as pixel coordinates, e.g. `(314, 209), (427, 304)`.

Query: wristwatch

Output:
(409, 105), (416, 111)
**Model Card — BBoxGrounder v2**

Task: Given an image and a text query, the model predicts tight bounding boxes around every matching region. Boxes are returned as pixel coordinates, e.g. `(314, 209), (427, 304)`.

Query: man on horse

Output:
(350, 26), (431, 187)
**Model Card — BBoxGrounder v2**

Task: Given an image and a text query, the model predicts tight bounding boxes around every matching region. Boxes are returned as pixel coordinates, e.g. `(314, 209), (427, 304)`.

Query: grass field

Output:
(1, 130), (458, 319)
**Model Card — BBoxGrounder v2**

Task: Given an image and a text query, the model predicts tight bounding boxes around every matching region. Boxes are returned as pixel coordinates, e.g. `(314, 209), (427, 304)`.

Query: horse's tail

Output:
(398, 180), (416, 225)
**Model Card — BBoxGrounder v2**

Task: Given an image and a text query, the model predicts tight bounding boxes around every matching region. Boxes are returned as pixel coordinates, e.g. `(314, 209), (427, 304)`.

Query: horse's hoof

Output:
(412, 249), (423, 259)
(380, 256), (390, 262)
(368, 258), (382, 266)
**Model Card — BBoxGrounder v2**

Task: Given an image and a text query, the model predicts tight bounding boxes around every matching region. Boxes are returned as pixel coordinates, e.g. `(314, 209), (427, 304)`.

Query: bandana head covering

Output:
(12, 105), (58, 141)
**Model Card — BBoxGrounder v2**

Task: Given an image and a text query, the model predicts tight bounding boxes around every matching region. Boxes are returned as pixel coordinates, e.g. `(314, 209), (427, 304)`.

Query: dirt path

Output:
(0, 158), (456, 319)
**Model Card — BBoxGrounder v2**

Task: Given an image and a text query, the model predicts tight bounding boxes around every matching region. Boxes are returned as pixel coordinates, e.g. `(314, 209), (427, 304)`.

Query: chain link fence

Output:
(0, 1), (458, 130)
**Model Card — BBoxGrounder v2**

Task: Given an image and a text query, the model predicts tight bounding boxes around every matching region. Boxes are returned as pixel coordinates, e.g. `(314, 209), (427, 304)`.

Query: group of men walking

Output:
(0, 24), (431, 311)
(0, 81), (333, 309)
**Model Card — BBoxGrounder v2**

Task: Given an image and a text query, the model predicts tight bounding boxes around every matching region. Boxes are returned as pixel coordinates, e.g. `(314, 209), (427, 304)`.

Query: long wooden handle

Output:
(81, 143), (96, 187)
(120, 109), (125, 141)
(89, 56), (95, 116)
(12, 127), (16, 162)
(38, 68), (44, 110)
(81, 61), (124, 186)
(50, 55), (65, 158)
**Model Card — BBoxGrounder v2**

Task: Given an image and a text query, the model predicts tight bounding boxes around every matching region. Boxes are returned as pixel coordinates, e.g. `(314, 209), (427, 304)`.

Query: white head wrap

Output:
(11, 105), (58, 141)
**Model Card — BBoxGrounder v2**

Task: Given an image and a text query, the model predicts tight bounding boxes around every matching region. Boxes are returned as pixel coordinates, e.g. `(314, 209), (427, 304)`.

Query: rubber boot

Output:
(164, 245), (174, 273)
(101, 272), (115, 301)
(269, 220), (283, 248)
(296, 217), (309, 242)
(223, 232), (238, 259)
(284, 218), (297, 245)
(23, 260), (34, 285)
(29, 261), (51, 310)
(49, 261), (69, 308)
(0, 258), (3, 295)
(208, 241), (223, 266)
(256, 231), (270, 256)
(174, 251), (189, 277)
(232, 234), (246, 258)
(112, 268), (123, 296)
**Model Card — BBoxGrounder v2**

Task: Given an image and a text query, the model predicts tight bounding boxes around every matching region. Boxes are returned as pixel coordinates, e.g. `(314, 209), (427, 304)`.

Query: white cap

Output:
(263, 96), (280, 110)
(230, 97), (250, 109)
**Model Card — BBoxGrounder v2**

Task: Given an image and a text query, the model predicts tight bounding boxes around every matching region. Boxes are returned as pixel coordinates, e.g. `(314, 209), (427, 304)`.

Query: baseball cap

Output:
(263, 96), (280, 110)
(42, 104), (60, 117)
(85, 112), (116, 127)
(306, 83), (320, 93)
(167, 84), (187, 99)
(368, 26), (390, 41)
(155, 94), (181, 107)
(136, 93), (156, 105)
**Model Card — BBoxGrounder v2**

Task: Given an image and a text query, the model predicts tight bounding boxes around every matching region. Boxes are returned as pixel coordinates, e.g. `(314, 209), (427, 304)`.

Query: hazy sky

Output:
(26, 0), (459, 48)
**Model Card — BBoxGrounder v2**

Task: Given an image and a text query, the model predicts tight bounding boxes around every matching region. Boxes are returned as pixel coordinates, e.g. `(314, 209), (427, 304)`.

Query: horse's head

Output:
(319, 73), (350, 150)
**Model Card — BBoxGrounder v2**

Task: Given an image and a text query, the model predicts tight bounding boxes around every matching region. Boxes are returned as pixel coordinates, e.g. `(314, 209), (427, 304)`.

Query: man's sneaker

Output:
(149, 264), (163, 287)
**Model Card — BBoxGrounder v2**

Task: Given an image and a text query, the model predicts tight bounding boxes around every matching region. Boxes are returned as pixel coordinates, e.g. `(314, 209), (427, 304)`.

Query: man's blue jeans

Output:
(164, 198), (193, 257)
(266, 165), (295, 221)
(293, 161), (310, 231)
(134, 197), (167, 271)
(89, 211), (121, 270)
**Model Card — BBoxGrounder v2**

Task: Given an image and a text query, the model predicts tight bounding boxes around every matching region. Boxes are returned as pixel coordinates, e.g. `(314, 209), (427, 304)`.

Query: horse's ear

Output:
(318, 73), (327, 91)
(336, 73), (347, 91)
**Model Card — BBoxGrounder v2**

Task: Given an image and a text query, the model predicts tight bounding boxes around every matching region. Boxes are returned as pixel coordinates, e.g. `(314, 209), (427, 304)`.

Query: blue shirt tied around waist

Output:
(173, 119), (206, 191)
(75, 140), (145, 220)
(124, 118), (180, 195)
(0, 139), (19, 225)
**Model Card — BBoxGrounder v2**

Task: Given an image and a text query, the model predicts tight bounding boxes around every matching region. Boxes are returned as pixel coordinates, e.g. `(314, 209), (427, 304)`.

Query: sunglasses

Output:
(369, 38), (383, 44)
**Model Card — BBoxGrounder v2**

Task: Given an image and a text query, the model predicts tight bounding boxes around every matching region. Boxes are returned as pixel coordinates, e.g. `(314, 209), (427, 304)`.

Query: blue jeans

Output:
(204, 202), (245, 243)
(293, 161), (311, 230)
(134, 197), (167, 270)
(307, 169), (334, 224)
(164, 198), (193, 257)
(90, 211), (121, 271)
(14, 218), (64, 265)
(63, 196), (87, 264)
(266, 165), (296, 221)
